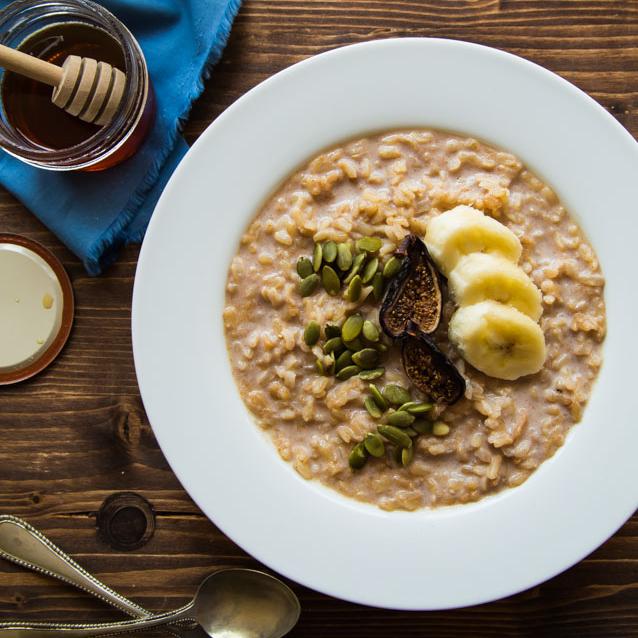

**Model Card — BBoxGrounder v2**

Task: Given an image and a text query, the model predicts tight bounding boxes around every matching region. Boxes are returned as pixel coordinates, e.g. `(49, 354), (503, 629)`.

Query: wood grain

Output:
(1, 1), (637, 636)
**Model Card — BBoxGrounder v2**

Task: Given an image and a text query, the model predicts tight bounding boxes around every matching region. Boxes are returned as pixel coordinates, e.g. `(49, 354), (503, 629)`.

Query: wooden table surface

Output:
(1, 1), (637, 636)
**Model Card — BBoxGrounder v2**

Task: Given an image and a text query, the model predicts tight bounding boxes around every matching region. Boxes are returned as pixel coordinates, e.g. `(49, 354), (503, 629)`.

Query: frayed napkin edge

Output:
(84, 0), (243, 275)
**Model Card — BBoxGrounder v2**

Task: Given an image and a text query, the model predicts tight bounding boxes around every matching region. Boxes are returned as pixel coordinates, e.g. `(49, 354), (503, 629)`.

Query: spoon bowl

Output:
(194, 569), (300, 638)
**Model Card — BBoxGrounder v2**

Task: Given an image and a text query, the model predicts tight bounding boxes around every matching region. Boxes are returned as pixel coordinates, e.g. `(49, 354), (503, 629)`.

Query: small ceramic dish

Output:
(0, 234), (73, 384)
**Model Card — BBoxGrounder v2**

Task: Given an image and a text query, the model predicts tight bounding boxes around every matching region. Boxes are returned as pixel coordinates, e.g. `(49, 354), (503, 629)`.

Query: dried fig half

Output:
(379, 235), (442, 338)
(400, 322), (465, 405)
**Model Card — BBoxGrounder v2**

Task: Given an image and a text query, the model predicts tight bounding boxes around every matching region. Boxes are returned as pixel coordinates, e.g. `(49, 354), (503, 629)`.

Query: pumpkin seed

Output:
(378, 424), (412, 448)
(358, 368), (385, 381)
(343, 252), (366, 284)
(364, 433), (385, 458)
(375, 342), (388, 353)
(324, 352), (336, 375)
(385, 410), (415, 427)
(382, 384), (411, 406)
(398, 401), (419, 412)
(369, 384), (388, 411)
(392, 445), (403, 464)
(364, 396), (382, 419)
(335, 350), (353, 372)
(312, 243), (323, 272)
(299, 273), (319, 297)
(401, 445), (414, 466)
(344, 337), (363, 351)
(403, 427), (419, 437)
(432, 422), (450, 436)
(356, 236), (383, 253)
(336, 365), (361, 380)
(361, 257), (379, 284)
(407, 402), (433, 415)
(342, 314), (364, 342)
(348, 442), (368, 470)
(325, 324), (341, 339)
(322, 265), (341, 295)
(315, 358), (324, 375)
(323, 337), (343, 354)
(399, 401), (432, 414)
(323, 241), (337, 263)
(344, 275), (362, 302)
(372, 272), (385, 301)
(382, 256), (402, 279)
(352, 348), (379, 369)
(303, 321), (321, 346)
(412, 420), (432, 434)
(297, 256), (314, 279)
(337, 242), (353, 271)
(362, 320), (380, 342)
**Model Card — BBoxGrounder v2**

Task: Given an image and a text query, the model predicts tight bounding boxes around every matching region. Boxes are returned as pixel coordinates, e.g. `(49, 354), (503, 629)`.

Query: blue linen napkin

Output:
(0, 0), (242, 274)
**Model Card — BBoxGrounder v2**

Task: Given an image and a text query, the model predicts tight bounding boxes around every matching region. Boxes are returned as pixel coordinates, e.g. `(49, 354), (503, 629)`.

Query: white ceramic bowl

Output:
(132, 38), (638, 610)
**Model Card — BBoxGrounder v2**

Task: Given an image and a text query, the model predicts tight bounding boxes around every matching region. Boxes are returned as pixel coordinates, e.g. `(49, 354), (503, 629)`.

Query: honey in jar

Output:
(2, 22), (126, 149)
(0, 0), (154, 171)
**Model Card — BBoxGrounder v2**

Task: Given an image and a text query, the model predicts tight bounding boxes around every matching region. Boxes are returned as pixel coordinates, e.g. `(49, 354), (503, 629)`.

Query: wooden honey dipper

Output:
(0, 43), (126, 126)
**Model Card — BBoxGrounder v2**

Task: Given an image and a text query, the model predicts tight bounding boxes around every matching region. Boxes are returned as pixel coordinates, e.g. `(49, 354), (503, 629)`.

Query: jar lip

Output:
(0, 0), (149, 169)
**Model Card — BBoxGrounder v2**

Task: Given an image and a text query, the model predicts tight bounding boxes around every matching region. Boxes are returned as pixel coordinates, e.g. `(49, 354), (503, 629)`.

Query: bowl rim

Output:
(132, 37), (638, 610)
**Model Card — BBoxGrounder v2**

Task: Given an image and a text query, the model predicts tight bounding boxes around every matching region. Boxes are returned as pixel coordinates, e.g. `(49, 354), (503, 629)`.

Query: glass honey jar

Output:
(0, 0), (154, 171)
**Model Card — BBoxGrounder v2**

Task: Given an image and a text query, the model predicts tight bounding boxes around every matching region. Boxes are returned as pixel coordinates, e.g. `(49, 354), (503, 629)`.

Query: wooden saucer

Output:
(0, 234), (74, 385)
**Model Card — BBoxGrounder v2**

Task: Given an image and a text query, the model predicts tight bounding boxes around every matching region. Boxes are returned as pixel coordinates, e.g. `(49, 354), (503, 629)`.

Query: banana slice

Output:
(424, 205), (522, 276)
(448, 253), (543, 321)
(448, 300), (546, 380)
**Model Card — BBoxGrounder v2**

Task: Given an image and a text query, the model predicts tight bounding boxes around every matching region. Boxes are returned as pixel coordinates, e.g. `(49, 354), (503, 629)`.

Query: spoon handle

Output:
(0, 604), (195, 638)
(0, 516), (150, 618)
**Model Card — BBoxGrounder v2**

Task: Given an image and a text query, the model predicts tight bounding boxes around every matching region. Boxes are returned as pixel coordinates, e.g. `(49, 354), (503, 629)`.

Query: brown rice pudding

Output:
(223, 129), (606, 511)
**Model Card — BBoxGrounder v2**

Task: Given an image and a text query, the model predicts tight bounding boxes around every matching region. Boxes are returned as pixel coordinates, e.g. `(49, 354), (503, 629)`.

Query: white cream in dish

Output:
(0, 243), (64, 374)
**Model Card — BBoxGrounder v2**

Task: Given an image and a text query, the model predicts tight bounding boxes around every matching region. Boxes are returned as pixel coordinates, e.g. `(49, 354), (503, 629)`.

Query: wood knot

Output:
(97, 492), (155, 551)
(115, 402), (143, 448)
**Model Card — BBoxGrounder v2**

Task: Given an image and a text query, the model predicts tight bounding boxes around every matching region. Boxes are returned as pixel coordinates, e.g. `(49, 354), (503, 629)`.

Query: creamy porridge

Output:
(223, 129), (605, 511)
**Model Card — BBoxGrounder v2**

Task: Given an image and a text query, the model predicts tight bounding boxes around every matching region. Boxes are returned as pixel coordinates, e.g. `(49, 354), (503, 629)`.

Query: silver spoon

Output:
(0, 516), (153, 618)
(0, 515), (197, 636)
(0, 568), (301, 638)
